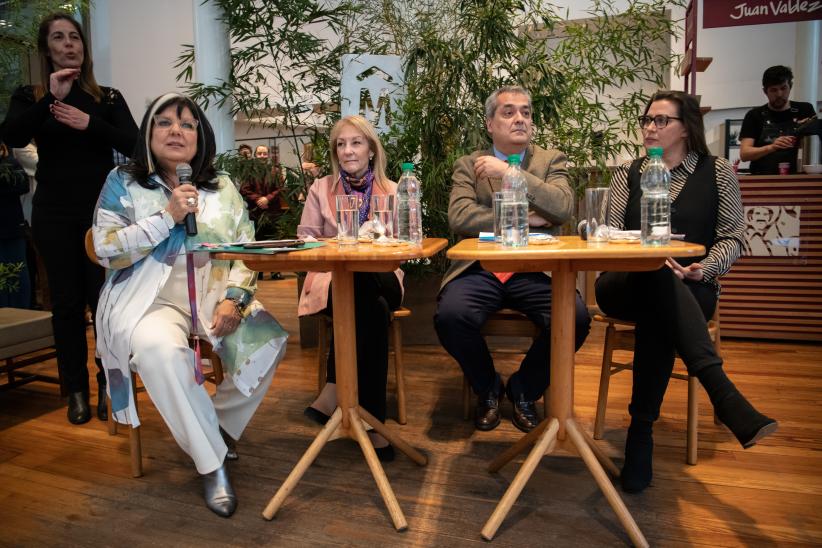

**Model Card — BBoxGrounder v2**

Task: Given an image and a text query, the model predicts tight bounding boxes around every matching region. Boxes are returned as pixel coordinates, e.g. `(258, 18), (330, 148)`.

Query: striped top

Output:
(606, 152), (745, 291)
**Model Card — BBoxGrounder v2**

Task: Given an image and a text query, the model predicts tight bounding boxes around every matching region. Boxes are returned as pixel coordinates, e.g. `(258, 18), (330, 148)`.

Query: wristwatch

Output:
(222, 289), (252, 315)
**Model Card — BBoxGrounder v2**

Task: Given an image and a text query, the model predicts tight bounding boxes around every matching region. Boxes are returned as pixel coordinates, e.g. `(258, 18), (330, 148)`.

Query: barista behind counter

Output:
(739, 65), (816, 175)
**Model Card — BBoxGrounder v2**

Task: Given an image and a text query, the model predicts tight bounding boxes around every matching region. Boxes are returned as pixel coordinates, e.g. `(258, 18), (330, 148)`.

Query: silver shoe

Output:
(202, 463), (237, 517)
(220, 427), (239, 461)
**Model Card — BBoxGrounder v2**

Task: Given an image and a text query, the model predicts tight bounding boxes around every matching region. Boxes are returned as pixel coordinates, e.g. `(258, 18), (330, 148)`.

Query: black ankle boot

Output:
(621, 420), (653, 493)
(96, 372), (108, 421)
(713, 391), (778, 448)
(67, 391), (91, 425)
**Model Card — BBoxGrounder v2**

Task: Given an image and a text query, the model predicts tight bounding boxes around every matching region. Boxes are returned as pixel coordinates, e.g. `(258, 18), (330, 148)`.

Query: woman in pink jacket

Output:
(297, 115), (402, 461)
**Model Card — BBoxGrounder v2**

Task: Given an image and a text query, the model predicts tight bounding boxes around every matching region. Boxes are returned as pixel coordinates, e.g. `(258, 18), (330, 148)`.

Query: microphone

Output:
(176, 163), (197, 236)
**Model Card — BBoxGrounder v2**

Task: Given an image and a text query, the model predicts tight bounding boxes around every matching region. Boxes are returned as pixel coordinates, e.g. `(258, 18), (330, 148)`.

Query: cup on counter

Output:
(370, 194), (396, 245)
(492, 191), (510, 243)
(778, 162), (790, 175)
(583, 187), (610, 243)
(335, 194), (360, 246)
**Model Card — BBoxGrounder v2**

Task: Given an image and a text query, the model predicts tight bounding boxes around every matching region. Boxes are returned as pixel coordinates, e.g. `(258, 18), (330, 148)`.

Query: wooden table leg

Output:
(481, 418), (559, 541)
(358, 406), (427, 466)
(349, 407), (408, 531)
(487, 418), (550, 473)
(262, 408), (343, 520)
(566, 419), (648, 547)
(331, 267), (357, 429)
(548, 264), (576, 437)
(575, 421), (620, 478)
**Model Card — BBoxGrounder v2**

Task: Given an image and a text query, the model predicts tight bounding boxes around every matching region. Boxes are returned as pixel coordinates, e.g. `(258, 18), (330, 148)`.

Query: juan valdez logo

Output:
(704, 0), (822, 28)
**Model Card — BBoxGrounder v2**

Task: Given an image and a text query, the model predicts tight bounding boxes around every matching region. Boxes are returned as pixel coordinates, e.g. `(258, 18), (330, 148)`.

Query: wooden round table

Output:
(216, 238), (447, 531)
(447, 236), (705, 547)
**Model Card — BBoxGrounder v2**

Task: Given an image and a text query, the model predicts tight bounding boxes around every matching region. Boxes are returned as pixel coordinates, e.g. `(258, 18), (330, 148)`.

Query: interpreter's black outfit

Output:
(323, 272), (402, 423)
(739, 100), (815, 174)
(2, 83), (138, 397)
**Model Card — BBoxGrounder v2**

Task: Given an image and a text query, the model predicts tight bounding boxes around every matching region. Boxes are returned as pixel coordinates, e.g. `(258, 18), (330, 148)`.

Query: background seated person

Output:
(297, 115), (401, 462)
(93, 93), (287, 517)
(597, 90), (777, 493)
(434, 85), (591, 434)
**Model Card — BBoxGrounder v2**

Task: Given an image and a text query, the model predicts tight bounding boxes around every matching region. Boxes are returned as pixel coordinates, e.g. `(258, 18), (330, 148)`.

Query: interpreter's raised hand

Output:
(211, 299), (242, 337)
(771, 135), (796, 150)
(165, 183), (199, 223)
(49, 100), (90, 130)
(49, 68), (80, 100)
(474, 155), (509, 181)
(666, 257), (704, 282)
(256, 196), (269, 209)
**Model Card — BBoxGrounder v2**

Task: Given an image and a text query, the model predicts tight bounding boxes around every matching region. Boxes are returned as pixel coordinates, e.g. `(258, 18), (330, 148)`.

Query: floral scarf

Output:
(339, 167), (373, 225)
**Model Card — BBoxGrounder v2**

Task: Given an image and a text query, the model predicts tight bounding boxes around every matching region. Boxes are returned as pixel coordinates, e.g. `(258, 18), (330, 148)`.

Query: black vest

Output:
(625, 155), (718, 267)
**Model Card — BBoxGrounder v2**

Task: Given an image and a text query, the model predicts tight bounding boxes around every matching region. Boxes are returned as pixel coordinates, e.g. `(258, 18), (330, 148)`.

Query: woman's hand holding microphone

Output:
(166, 184), (200, 223)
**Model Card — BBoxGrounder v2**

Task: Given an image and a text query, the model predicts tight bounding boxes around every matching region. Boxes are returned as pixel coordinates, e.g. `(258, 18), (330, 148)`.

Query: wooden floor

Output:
(1, 275), (821, 546)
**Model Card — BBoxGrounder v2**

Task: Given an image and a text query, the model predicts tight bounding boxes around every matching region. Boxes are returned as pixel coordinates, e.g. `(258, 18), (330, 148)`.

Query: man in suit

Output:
(434, 86), (591, 433)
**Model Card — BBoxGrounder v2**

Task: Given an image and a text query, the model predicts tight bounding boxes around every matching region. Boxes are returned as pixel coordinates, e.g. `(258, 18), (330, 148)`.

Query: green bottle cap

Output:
(507, 154), (521, 165)
(648, 147), (663, 157)
(402, 162), (414, 171)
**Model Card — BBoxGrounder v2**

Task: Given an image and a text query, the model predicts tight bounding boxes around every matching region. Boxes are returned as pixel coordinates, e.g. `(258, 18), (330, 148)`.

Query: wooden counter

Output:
(720, 173), (822, 341)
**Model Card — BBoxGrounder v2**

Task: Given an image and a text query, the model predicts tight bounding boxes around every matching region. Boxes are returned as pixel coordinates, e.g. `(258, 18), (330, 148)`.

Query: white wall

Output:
(90, 0), (193, 122)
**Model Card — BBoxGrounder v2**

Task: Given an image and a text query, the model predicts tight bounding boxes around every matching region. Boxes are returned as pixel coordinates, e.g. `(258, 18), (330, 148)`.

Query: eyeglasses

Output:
(637, 114), (682, 129)
(153, 115), (199, 132)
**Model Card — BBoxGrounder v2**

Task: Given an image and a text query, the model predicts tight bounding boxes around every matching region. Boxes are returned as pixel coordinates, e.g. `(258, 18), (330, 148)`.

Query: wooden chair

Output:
(592, 309), (721, 466)
(86, 229), (225, 477)
(461, 309), (541, 420)
(317, 307), (412, 424)
(0, 308), (61, 394)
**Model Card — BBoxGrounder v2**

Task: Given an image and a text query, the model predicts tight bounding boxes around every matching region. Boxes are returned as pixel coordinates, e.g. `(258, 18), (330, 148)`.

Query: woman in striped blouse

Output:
(595, 90), (777, 493)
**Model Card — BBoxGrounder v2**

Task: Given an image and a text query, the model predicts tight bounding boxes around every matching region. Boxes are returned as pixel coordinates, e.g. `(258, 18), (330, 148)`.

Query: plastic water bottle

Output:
(501, 154), (529, 247)
(640, 146), (671, 246)
(397, 162), (422, 246)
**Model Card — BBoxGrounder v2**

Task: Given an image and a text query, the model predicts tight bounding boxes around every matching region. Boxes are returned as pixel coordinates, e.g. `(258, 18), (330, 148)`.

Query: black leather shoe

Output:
(507, 388), (539, 433)
(96, 372), (108, 422)
(220, 427), (239, 461)
(475, 380), (504, 431)
(67, 391), (91, 425)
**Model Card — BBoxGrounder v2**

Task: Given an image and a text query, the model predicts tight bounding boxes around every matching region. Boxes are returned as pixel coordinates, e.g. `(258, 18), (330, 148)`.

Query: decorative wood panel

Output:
(719, 175), (822, 341)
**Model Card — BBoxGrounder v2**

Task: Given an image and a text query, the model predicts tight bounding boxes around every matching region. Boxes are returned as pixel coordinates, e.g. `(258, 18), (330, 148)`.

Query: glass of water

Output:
(335, 194), (360, 246)
(493, 191), (509, 243)
(501, 197), (529, 247)
(370, 194), (396, 245)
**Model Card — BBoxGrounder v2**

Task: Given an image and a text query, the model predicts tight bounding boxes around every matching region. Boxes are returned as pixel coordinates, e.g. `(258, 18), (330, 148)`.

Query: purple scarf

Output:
(339, 167), (374, 225)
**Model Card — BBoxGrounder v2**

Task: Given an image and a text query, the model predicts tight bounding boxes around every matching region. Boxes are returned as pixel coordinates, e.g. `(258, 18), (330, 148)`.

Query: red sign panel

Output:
(703, 0), (822, 28)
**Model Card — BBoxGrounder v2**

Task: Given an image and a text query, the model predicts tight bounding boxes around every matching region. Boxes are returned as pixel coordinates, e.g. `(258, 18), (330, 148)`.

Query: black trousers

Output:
(434, 266), (591, 402)
(595, 269), (719, 423)
(323, 272), (402, 423)
(31, 212), (104, 394)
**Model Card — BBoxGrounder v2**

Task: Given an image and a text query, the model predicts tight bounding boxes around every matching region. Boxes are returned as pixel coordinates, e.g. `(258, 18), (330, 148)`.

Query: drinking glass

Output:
(584, 187), (610, 244)
(493, 191), (509, 243)
(370, 194), (396, 245)
(335, 194), (360, 246)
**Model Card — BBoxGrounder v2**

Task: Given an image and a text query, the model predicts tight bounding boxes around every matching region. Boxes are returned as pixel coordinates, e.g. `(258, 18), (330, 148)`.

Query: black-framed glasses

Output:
(153, 115), (199, 132)
(637, 115), (682, 129)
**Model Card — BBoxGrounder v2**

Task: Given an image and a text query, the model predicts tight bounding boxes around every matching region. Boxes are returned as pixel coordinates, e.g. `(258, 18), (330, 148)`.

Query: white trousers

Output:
(130, 303), (275, 474)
